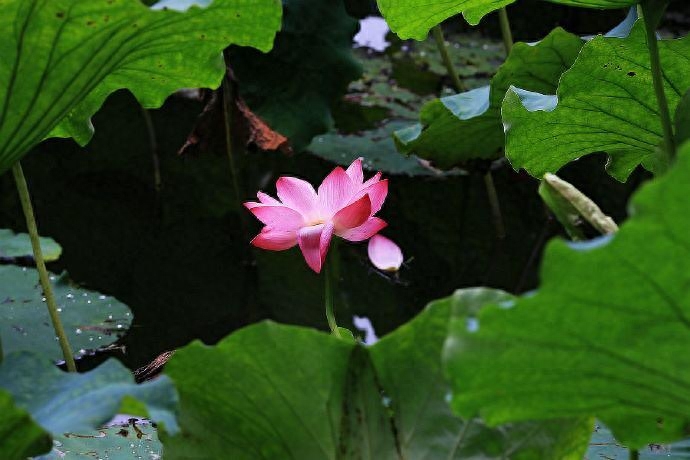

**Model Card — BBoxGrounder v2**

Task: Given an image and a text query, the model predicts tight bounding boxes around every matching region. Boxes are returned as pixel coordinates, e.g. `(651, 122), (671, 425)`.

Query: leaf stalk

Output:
(12, 162), (76, 372)
(641, 1), (676, 163)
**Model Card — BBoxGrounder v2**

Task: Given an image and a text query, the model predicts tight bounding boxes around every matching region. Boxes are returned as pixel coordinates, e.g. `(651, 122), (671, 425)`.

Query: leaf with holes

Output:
(0, 0), (281, 174)
(503, 23), (690, 181)
(444, 142), (690, 447)
(394, 28), (584, 168)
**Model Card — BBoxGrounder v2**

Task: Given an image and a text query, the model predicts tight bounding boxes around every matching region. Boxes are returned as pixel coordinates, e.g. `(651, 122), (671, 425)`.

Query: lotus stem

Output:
(630, 449), (639, 460)
(483, 171), (506, 239)
(431, 25), (465, 92)
(324, 239), (342, 338)
(641, 5), (676, 163)
(498, 7), (514, 54)
(140, 106), (162, 195)
(12, 162), (77, 372)
(431, 22), (506, 239)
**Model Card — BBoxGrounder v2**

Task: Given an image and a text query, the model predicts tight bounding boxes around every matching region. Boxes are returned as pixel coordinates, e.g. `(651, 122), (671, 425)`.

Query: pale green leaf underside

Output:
(503, 23), (690, 181)
(0, 352), (178, 436)
(0, 228), (62, 261)
(376, 0), (515, 40)
(444, 142), (690, 447)
(0, 266), (132, 361)
(394, 28), (583, 168)
(162, 304), (591, 459)
(0, 0), (281, 175)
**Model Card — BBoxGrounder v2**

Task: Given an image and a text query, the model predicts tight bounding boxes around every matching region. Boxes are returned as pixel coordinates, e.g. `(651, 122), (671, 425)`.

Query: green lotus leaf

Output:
(0, 228), (61, 261)
(0, 389), (52, 459)
(544, 0), (637, 7)
(0, 0), (281, 174)
(444, 142), (690, 447)
(161, 298), (592, 458)
(503, 22), (690, 181)
(376, 0), (639, 41)
(0, 351), (178, 436)
(675, 89), (690, 146)
(228, 0), (362, 152)
(376, 0), (516, 40)
(0, 266), (131, 361)
(394, 28), (584, 168)
(38, 419), (162, 460)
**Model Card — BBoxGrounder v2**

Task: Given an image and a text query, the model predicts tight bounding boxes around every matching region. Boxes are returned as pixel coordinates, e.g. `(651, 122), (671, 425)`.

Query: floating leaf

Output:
(161, 300), (592, 458)
(308, 121), (442, 176)
(0, 351), (178, 436)
(0, 389), (51, 459)
(394, 28), (584, 168)
(375, 0), (516, 40)
(444, 142), (690, 447)
(228, 0), (362, 152)
(0, 0), (281, 174)
(587, 423), (690, 459)
(503, 23), (690, 181)
(38, 419), (162, 460)
(0, 229), (61, 261)
(0, 266), (131, 361)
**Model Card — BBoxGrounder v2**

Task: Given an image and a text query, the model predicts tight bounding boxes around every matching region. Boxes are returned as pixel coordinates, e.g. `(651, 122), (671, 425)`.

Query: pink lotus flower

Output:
(245, 159), (394, 273)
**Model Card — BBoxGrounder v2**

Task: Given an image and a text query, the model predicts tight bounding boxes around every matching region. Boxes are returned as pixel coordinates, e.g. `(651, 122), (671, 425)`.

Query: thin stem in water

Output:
(642, 6), (676, 163)
(431, 25), (465, 92)
(140, 106), (162, 195)
(12, 162), (77, 372)
(483, 171), (506, 239)
(431, 22), (506, 239)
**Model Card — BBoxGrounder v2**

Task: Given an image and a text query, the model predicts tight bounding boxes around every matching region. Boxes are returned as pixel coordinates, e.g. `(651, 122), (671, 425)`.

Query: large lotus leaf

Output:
(0, 265), (131, 361)
(503, 22), (690, 181)
(375, 0), (516, 40)
(227, 0), (362, 152)
(0, 0), (281, 175)
(0, 351), (178, 435)
(394, 28), (584, 168)
(368, 289), (594, 459)
(161, 300), (592, 458)
(160, 323), (354, 459)
(0, 228), (61, 261)
(443, 142), (690, 447)
(0, 389), (52, 459)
